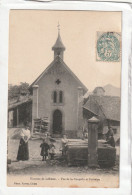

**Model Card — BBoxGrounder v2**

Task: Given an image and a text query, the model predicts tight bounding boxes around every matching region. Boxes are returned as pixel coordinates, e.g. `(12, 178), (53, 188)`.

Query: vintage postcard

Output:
(7, 10), (121, 188)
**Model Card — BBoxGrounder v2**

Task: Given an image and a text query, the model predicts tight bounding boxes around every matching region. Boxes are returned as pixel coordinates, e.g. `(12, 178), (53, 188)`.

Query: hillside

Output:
(104, 84), (120, 97)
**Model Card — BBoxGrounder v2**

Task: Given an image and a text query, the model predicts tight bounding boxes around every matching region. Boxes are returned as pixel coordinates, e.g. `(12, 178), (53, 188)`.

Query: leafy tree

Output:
(8, 82), (30, 100)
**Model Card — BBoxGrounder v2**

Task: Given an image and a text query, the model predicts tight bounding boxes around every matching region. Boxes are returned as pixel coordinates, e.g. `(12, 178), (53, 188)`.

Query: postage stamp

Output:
(96, 32), (121, 62)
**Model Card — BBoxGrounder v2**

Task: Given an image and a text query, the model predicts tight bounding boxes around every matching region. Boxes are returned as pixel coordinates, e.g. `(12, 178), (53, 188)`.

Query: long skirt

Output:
(17, 138), (29, 161)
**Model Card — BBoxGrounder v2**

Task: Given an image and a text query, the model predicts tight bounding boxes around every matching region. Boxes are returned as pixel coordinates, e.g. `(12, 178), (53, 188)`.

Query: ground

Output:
(7, 129), (119, 188)
(7, 140), (119, 188)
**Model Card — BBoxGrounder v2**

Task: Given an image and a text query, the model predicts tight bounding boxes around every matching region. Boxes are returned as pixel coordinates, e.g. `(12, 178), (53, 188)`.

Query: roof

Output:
(84, 95), (120, 121)
(8, 96), (32, 110)
(93, 87), (105, 93)
(52, 32), (65, 50)
(29, 56), (88, 92)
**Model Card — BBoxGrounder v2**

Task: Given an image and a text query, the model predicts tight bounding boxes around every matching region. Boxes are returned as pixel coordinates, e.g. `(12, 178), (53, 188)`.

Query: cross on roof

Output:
(55, 79), (61, 85)
(57, 22), (60, 32)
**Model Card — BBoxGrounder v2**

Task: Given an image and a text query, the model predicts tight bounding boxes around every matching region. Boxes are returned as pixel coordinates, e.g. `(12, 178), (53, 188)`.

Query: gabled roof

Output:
(84, 95), (120, 121)
(29, 56), (88, 92)
(8, 96), (32, 111)
(52, 32), (65, 50)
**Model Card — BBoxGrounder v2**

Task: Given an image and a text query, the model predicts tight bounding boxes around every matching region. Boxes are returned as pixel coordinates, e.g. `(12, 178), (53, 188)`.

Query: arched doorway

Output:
(53, 110), (62, 135)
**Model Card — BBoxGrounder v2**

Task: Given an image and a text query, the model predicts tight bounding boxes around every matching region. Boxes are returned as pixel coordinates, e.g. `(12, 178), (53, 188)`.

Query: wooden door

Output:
(53, 110), (62, 134)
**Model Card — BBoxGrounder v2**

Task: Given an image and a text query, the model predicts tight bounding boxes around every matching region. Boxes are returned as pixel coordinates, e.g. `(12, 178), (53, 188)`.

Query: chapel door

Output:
(53, 110), (62, 135)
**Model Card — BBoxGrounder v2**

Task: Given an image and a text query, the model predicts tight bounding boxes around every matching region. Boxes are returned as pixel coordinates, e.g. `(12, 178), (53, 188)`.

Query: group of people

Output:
(40, 139), (55, 161)
(16, 123), (115, 162)
(17, 123), (56, 162)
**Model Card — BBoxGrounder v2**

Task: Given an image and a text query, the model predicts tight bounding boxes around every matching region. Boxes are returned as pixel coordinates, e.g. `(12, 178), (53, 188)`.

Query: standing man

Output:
(105, 134), (115, 147)
(105, 126), (115, 147)
(105, 126), (114, 141)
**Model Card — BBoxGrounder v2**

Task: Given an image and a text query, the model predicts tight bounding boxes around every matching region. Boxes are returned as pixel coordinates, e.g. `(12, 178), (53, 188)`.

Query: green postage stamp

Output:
(96, 32), (121, 62)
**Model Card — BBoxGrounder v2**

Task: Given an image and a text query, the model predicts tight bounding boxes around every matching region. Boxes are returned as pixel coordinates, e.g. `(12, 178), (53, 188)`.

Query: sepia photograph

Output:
(7, 10), (121, 188)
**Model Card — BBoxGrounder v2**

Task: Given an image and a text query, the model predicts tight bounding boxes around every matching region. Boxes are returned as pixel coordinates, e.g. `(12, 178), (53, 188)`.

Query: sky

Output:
(8, 10), (121, 91)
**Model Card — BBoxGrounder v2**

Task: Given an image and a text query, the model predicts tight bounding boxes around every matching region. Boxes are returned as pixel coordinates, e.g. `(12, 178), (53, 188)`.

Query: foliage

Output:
(8, 82), (30, 100)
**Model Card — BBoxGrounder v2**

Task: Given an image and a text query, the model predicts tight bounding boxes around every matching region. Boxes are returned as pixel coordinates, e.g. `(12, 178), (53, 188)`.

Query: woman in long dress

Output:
(17, 125), (31, 161)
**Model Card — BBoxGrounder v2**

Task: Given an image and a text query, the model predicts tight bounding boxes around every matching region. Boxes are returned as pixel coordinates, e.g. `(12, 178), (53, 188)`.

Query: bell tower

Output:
(52, 23), (66, 60)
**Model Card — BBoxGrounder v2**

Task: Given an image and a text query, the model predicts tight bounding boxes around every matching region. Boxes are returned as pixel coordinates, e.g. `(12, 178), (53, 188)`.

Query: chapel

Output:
(29, 28), (88, 138)
(8, 28), (120, 140)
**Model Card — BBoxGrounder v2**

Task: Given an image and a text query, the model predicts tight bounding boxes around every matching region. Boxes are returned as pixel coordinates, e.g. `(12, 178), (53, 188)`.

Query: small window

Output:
(113, 128), (117, 134)
(59, 91), (63, 103)
(53, 91), (57, 103)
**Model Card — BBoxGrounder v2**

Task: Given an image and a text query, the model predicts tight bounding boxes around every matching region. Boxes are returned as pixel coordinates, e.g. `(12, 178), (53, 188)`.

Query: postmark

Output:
(96, 32), (121, 62)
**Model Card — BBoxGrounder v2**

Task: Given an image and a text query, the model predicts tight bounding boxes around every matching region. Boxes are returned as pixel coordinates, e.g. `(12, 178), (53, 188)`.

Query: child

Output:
(40, 139), (50, 161)
(49, 143), (55, 160)
(61, 135), (68, 156)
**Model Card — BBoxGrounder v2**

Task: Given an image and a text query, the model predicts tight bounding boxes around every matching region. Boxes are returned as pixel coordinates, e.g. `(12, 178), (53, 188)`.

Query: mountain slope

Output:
(104, 84), (120, 97)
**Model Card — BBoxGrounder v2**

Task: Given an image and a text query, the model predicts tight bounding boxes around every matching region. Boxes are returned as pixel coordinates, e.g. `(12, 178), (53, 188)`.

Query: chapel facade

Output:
(30, 30), (88, 138)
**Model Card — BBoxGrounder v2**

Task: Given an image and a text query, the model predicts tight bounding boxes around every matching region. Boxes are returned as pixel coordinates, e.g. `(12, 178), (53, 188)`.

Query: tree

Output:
(8, 82), (30, 100)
